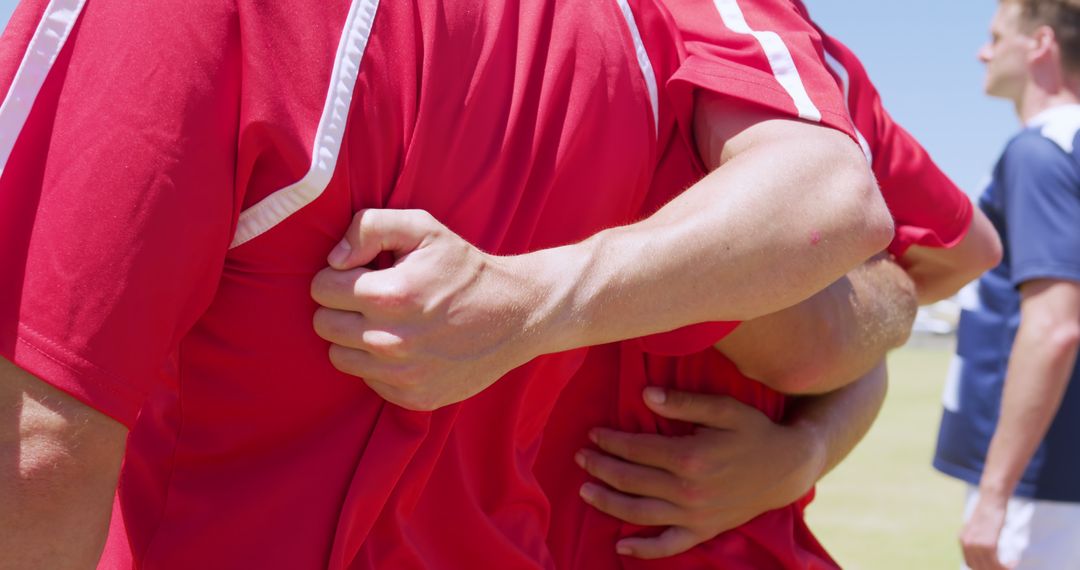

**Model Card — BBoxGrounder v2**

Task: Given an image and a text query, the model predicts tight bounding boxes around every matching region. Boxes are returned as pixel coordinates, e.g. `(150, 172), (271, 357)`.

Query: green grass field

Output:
(806, 342), (965, 570)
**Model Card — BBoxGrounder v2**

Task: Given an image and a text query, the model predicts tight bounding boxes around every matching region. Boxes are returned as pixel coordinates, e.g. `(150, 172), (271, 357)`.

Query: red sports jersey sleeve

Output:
(662, 0), (857, 153)
(820, 34), (973, 257)
(630, 0), (860, 356)
(5, 1), (711, 568)
(0, 0), (243, 428)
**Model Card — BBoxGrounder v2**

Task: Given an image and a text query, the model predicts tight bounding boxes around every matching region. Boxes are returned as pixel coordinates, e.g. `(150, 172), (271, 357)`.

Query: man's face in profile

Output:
(979, 2), (1033, 101)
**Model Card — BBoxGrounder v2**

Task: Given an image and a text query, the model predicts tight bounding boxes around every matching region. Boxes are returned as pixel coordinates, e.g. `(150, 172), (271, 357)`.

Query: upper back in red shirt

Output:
(0, 1), (685, 568)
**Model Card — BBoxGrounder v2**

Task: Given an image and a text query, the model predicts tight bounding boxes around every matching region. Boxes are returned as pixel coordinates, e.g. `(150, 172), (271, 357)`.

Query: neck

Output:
(1016, 75), (1080, 123)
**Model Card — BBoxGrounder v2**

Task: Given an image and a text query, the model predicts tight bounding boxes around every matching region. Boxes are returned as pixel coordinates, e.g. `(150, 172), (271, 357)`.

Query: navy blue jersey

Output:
(934, 105), (1080, 503)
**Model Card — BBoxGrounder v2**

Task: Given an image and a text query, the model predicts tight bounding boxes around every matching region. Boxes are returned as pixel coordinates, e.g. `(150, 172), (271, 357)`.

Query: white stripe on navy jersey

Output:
(1028, 104), (1080, 154)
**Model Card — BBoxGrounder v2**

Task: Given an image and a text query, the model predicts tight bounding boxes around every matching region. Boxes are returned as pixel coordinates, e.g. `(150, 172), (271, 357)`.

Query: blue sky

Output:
(0, 1), (1015, 195)
(809, 1), (1017, 195)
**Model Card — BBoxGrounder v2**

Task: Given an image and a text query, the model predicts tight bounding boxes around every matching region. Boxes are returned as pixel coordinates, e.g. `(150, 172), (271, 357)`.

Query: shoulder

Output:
(1033, 105), (1080, 154)
(998, 127), (1079, 187)
(1003, 129), (1071, 162)
(1003, 106), (1080, 166)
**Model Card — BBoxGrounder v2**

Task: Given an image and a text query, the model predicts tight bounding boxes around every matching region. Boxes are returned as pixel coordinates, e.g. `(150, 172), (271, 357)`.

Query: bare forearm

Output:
(785, 361), (888, 480)
(715, 256), (916, 394)
(979, 322), (1079, 500)
(900, 209), (1002, 305)
(0, 357), (125, 570)
(520, 121), (892, 355)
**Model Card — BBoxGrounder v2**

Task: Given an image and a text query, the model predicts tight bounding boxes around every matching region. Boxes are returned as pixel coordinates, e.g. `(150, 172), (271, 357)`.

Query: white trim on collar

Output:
(1027, 104), (1080, 154)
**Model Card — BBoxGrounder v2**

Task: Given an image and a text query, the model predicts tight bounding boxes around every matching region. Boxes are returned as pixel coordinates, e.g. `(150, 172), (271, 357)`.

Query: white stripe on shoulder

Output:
(710, 0), (821, 122)
(823, 50), (872, 163)
(614, 0), (659, 136)
(0, 0), (87, 178)
(230, 0), (380, 249)
(1028, 104), (1080, 154)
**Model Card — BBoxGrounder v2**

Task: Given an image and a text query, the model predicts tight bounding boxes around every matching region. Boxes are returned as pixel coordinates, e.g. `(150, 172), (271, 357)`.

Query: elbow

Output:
(888, 282), (919, 350)
(822, 139), (894, 258)
(766, 368), (831, 396)
(852, 174), (895, 257)
(12, 407), (125, 486)
(765, 324), (846, 396)
(980, 235), (1002, 273)
(1046, 322), (1080, 357)
(958, 210), (1004, 284)
(743, 359), (827, 395)
(974, 218), (1004, 274)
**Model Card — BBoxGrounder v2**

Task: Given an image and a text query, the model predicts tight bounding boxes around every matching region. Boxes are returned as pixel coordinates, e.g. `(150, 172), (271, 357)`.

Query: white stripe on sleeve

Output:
(710, 0), (821, 122)
(0, 0), (87, 178)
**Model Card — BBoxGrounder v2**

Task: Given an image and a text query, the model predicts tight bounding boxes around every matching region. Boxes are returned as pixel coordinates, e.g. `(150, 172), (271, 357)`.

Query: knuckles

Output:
(670, 448), (707, 478)
(366, 278), (421, 314)
(675, 479), (709, 507)
(616, 500), (653, 524)
(327, 344), (362, 376)
(366, 331), (412, 360)
(603, 465), (634, 491)
(310, 267), (347, 305)
(312, 307), (351, 343)
(391, 390), (444, 412)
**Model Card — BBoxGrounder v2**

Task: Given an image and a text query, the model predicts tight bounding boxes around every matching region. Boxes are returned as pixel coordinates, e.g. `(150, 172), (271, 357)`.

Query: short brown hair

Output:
(1005, 0), (1080, 71)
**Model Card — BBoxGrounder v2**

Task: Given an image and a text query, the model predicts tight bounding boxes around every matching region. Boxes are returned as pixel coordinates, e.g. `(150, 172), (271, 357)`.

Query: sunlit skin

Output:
(979, 3), (1033, 102)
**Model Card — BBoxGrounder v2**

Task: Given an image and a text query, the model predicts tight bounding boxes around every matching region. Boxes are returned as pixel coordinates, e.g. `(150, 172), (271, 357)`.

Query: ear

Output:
(1028, 24), (1058, 64)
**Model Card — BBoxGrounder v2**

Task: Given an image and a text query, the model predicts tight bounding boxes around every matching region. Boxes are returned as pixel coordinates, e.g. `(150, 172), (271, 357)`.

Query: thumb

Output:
(642, 387), (759, 429)
(328, 209), (440, 270)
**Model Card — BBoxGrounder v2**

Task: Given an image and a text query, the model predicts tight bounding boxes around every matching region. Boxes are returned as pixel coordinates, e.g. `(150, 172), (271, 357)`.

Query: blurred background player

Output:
(933, 1), (1080, 568)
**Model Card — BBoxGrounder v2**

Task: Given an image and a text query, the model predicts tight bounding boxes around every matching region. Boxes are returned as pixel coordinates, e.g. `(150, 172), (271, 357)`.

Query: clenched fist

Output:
(311, 209), (557, 411)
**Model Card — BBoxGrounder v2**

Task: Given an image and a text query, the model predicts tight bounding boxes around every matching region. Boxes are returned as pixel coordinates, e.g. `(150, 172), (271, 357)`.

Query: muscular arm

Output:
(783, 361), (888, 478)
(715, 255), (916, 394)
(716, 210), (999, 395)
(532, 97), (893, 348)
(900, 208), (1002, 304)
(961, 279), (1080, 568)
(312, 95), (893, 410)
(0, 357), (126, 569)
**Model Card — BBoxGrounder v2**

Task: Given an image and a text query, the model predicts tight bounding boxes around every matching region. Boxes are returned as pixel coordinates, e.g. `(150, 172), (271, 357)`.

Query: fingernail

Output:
(644, 387), (666, 406)
(574, 451), (587, 469)
(588, 430), (600, 445)
(616, 543), (633, 556)
(328, 239), (351, 268)
(579, 483), (597, 502)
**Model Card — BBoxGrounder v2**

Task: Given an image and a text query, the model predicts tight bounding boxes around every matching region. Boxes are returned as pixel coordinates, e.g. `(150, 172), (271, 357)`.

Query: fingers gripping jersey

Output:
(0, 1), (686, 568)
(538, 1), (975, 569)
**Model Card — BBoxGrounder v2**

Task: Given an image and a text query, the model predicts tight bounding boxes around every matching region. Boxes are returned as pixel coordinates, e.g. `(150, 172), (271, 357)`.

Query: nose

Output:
(977, 43), (992, 64)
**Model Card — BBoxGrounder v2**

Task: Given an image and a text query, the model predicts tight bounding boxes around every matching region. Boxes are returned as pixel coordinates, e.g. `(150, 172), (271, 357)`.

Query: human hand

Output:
(310, 209), (550, 411)
(960, 493), (1012, 570)
(576, 387), (826, 559)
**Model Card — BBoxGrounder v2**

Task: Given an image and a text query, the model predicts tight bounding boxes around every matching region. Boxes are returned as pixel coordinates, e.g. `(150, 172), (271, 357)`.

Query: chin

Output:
(984, 81), (1009, 100)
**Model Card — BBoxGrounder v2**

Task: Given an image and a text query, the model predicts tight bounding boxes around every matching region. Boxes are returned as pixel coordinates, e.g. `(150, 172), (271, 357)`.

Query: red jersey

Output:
(538, 1), (973, 569)
(813, 22), (973, 257)
(0, 1), (702, 568)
